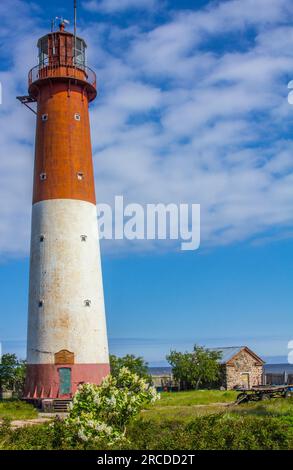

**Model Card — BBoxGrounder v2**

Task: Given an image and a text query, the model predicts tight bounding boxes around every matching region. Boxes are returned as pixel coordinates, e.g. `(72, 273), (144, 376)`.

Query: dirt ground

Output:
(0, 412), (68, 429)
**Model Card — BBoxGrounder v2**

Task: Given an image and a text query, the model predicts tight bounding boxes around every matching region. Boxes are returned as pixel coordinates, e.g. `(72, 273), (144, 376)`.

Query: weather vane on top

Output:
(51, 17), (70, 32)
(51, 1), (77, 38)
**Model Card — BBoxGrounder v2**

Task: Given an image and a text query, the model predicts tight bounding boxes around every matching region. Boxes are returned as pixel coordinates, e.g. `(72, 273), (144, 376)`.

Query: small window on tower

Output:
(41, 114), (48, 121)
(38, 300), (44, 308)
(40, 235), (45, 242)
(74, 113), (81, 121)
(84, 299), (91, 307)
(81, 235), (87, 242)
(77, 172), (84, 181)
(40, 173), (47, 181)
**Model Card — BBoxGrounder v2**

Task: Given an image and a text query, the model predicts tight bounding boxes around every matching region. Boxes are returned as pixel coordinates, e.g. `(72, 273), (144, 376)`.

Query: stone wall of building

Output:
(222, 350), (263, 389)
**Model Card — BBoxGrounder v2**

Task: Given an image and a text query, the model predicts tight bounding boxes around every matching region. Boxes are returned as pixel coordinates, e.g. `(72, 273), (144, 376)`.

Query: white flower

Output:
(95, 421), (112, 434)
(78, 429), (88, 442)
(93, 394), (101, 405)
(140, 381), (148, 391)
(106, 396), (116, 406)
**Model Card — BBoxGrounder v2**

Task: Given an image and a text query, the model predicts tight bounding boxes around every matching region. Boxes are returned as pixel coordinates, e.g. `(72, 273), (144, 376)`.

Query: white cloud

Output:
(111, 81), (162, 111)
(1, 0), (293, 257)
(83, 0), (158, 14)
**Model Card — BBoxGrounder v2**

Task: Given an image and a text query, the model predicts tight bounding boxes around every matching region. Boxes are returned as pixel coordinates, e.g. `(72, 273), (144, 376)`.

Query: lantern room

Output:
(27, 21), (97, 103)
(37, 26), (86, 69)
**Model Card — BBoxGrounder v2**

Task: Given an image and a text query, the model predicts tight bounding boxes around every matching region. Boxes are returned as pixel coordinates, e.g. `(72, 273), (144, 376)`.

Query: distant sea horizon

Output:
(1, 340), (291, 371)
(149, 364), (293, 375)
(149, 358), (293, 376)
(148, 356), (290, 367)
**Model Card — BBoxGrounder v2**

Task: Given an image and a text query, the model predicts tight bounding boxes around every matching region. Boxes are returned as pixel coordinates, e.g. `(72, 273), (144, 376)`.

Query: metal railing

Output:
(28, 62), (96, 89)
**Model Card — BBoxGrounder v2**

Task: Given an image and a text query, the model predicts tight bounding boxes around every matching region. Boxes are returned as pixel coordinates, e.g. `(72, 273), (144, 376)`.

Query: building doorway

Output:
(240, 373), (250, 389)
(59, 368), (71, 396)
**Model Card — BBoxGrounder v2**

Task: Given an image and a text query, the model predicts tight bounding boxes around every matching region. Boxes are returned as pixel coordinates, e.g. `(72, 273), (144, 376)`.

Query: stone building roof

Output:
(209, 346), (265, 365)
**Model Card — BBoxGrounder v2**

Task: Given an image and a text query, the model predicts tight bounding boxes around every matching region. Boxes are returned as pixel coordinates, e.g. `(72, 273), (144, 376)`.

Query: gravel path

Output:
(0, 412), (68, 429)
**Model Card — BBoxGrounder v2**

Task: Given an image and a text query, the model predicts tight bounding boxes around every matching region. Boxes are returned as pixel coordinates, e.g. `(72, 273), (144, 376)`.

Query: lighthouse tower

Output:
(23, 21), (110, 401)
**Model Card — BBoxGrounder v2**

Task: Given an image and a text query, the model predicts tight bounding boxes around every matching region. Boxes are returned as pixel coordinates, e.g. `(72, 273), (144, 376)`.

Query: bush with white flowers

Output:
(64, 367), (160, 445)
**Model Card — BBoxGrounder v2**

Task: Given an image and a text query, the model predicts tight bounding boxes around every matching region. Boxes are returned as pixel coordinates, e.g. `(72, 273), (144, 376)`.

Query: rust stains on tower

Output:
(28, 25), (97, 205)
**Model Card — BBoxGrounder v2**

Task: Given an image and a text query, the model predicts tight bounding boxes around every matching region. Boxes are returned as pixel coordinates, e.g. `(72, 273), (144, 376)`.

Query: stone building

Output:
(151, 346), (265, 391)
(211, 346), (265, 390)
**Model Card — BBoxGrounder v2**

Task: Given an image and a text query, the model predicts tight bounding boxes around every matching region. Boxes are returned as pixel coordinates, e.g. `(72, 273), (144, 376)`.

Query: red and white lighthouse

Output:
(22, 20), (110, 401)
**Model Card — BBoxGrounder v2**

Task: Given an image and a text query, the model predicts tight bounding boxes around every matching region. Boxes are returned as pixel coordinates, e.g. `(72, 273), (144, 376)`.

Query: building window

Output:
(40, 235), (45, 242)
(80, 235), (87, 242)
(74, 113), (81, 121)
(41, 114), (48, 121)
(40, 173), (47, 181)
(38, 300), (44, 308)
(77, 172), (84, 181)
(84, 299), (91, 307)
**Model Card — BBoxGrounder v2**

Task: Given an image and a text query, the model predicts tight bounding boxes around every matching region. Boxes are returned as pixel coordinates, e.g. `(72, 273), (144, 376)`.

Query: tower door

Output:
(59, 368), (71, 396)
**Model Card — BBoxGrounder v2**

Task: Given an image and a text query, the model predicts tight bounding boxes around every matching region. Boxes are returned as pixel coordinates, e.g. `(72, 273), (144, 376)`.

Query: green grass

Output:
(142, 390), (237, 423)
(142, 403), (227, 423)
(1, 393), (293, 449)
(151, 389), (238, 407)
(231, 397), (293, 422)
(141, 392), (293, 427)
(0, 400), (38, 420)
(129, 397), (293, 449)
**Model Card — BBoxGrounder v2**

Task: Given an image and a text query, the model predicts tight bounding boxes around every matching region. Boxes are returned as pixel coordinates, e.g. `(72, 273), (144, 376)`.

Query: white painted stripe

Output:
(27, 199), (109, 364)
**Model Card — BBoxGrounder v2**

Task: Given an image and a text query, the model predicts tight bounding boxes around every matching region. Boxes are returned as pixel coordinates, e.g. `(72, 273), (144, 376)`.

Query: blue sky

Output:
(0, 0), (293, 364)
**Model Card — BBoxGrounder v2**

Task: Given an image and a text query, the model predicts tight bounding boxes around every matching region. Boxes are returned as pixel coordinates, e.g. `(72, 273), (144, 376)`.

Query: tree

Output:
(166, 345), (221, 389)
(63, 368), (160, 446)
(0, 353), (26, 396)
(110, 354), (151, 383)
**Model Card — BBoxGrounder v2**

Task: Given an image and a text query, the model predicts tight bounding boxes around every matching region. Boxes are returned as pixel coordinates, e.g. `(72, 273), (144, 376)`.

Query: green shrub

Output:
(0, 422), (52, 450)
(184, 414), (291, 450)
(127, 413), (292, 450)
(62, 368), (160, 447)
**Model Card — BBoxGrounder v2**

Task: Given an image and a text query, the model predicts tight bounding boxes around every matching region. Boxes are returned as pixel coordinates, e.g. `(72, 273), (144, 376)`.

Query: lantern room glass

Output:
(37, 35), (86, 69)
(38, 36), (49, 66)
(74, 38), (86, 68)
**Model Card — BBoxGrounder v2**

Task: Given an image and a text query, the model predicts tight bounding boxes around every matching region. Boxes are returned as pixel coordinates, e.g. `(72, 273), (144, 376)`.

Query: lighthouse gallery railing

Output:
(28, 62), (97, 89)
